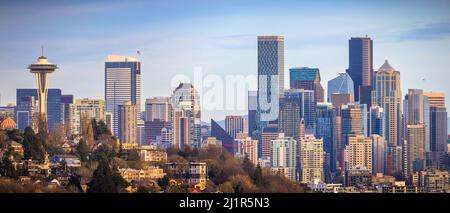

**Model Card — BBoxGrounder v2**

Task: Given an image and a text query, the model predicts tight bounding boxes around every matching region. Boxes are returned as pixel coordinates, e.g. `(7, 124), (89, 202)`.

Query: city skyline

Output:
(1, 1), (450, 121)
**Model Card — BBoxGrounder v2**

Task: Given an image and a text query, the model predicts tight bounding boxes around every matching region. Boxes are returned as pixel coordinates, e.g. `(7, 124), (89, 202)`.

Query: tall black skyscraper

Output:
(346, 37), (373, 105)
(430, 106), (448, 169)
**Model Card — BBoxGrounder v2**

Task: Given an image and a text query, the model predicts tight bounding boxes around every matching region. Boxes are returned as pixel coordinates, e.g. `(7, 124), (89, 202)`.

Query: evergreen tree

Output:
(67, 173), (83, 193)
(234, 181), (244, 193)
(22, 127), (46, 161)
(87, 159), (117, 193)
(253, 164), (264, 186)
(112, 165), (130, 189)
(0, 157), (16, 178)
(157, 176), (170, 190)
(241, 154), (255, 177)
(136, 185), (148, 193)
(76, 139), (90, 162)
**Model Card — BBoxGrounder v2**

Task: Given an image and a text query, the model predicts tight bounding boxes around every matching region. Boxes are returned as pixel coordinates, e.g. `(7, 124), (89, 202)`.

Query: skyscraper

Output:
(424, 92), (447, 169)
(105, 55), (141, 136)
(225, 115), (245, 139)
(289, 67), (324, 103)
(430, 106), (448, 169)
(257, 36), (284, 130)
(345, 135), (373, 173)
(346, 36), (373, 103)
(341, 104), (362, 145)
(405, 124), (426, 177)
(299, 135), (324, 183)
(248, 91), (258, 138)
(331, 93), (354, 109)
(278, 90), (301, 142)
(16, 89), (62, 132)
(233, 134), (258, 166)
(369, 106), (385, 138)
(144, 119), (170, 145)
(145, 97), (171, 122)
(261, 124), (279, 159)
(279, 89), (316, 134)
(327, 73), (354, 102)
(315, 103), (335, 173)
(270, 134), (297, 181)
(359, 104), (368, 137)
(16, 95), (36, 131)
(404, 89), (424, 125)
(61, 94), (73, 127)
(171, 83), (201, 148)
(372, 134), (385, 174)
(372, 60), (401, 175)
(27, 52), (59, 132)
(172, 109), (188, 150)
(423, 92), (445, 108)
(118, 101), (137, 146)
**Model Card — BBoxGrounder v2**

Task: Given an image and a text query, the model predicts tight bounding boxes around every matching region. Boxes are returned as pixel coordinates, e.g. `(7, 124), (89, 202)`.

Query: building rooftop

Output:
(378, 60), (396, 72)
(106, 54), (138, 62)
(290, 67), (320, 81)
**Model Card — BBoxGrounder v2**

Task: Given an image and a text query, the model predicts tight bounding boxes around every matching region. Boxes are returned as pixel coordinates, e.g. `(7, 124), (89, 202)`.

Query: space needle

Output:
(27, 47), (58, 132)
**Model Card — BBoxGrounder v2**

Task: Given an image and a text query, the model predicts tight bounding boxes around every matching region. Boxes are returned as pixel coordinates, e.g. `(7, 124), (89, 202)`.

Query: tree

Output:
(22, 127), (46, 161)
(87, 159), (117, 193)
(91, 144), (113, 161)
(76, 139), (90, 162)
(127, 149), (140, 161)
(253, 164), (264, 186)
(112, 166), (130, 190)
(93, 120), (112, 139)
(241, 154), (255, 177)
(234, 181), (244, 193)
(81, 114), (95, 148)
(136, 185), (148, 193)
(0, 157), (16, 178)
(67, 174), (83, 193)
(157, 176), (170, 190)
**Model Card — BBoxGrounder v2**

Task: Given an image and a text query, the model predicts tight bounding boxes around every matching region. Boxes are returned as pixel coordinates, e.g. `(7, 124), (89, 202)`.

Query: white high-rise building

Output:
(233, 134), (258, 166)
(299, 135), (324, 183)
(171, 83), (201, 148)
(105, 55), (141, 136)
(270, 133), (297, 181)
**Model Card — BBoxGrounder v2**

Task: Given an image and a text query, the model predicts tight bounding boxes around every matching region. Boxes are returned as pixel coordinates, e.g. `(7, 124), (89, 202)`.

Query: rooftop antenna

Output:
(41, 45), (44, 57)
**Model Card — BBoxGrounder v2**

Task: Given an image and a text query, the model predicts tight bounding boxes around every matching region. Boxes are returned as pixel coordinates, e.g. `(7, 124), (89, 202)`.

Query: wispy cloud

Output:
(397, 20), (450, 41)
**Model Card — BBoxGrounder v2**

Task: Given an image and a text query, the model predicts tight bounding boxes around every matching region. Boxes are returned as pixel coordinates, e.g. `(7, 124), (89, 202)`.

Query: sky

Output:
(1, 0), (450, 121)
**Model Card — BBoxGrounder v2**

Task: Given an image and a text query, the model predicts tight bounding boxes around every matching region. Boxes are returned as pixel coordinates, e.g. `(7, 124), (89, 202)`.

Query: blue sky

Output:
(1, 0), (450, 121)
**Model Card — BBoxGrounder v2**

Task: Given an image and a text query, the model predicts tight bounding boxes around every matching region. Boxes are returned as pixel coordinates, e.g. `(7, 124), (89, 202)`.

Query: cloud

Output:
(397, 20), (450, 41)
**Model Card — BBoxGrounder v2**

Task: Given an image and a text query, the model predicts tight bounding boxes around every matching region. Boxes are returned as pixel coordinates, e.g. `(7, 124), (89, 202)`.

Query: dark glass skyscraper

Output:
(289, 67), (324, 103)
(279, 89), (316, 135)
(316, 103), (336, 173)
(257, 36), (284, 133)
(16, 88), (62, 131)
(61, 94), (73, 126)
(248, 91), (258, 139)
(430, 106), (448, 169)
(346, 37), (373, 103)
